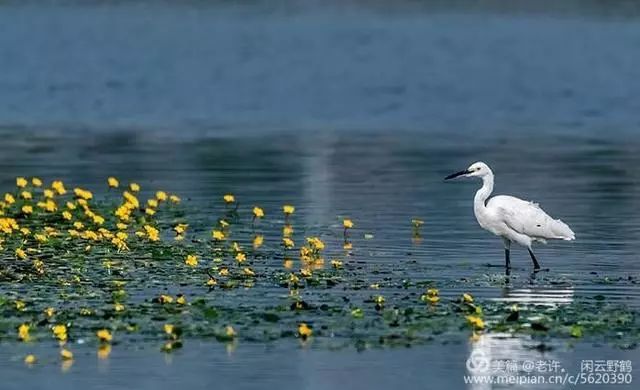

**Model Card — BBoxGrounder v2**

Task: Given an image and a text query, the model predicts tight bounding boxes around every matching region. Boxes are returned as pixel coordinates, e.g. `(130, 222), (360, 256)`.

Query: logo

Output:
(466, 350), (490, 374)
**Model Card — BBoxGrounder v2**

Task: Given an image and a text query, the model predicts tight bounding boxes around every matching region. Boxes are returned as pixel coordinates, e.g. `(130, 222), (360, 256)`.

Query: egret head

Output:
(445, 161), (492, 180)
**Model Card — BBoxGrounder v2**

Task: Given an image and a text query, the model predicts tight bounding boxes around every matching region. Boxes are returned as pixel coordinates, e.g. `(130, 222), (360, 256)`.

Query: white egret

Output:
(445, 162), (575, 271)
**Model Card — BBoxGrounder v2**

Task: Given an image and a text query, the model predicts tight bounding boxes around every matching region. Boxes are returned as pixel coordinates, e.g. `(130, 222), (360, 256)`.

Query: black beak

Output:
(444, 169), (470, 180)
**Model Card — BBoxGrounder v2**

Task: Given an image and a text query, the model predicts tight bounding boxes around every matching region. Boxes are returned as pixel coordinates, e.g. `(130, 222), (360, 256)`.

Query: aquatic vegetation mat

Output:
(0, 177), (638, 365)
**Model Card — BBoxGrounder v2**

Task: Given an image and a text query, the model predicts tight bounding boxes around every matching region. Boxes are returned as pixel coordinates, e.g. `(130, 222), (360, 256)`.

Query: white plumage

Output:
(445, 161), (575, 271)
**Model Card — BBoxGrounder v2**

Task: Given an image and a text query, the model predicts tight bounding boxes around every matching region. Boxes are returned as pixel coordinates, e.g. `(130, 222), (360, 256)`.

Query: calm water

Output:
(1, 1), (640, 389)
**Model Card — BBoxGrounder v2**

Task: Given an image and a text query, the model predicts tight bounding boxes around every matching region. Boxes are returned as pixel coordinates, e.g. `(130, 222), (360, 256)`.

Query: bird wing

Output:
(488, 195), (575, 241)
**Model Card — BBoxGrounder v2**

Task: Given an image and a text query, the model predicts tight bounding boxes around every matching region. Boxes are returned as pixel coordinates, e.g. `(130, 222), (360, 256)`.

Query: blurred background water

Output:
(0, 1), (639, 389)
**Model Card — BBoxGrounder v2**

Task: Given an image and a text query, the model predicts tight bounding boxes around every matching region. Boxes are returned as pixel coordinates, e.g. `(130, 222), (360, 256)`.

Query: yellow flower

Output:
(20, 227), (31, 235)
(331, 260), (343, 269)
(283, 225), (294, 237)
(123, 191), (139, 208)
(73, 187), (93, 200)
(35, 233), (48, 243)
(158, 294), (174, 304)
(206, 278), (217, 287)
(156, 191), (168, 201)
(225, 325), (236, 338)
(374, 295), (385, 305)
(96, 329), (113, 343)
(421, 288), (440, 304)
(24, 354), (37, 365)
(44, 307), (55, 317)
(51, 180), (67, 195)
(18, 323), (30, 341)
(343, 219), (354, 229)
(22, 205), (33, 214)
(53, 324), (68, 342)
(466, 315), (485, 330)
(185, 254), (198, 267)
(283, 259), (294, 269)
(212, 230), (225, 240)
(163, 324), (175, 336)
(462, 293), (474, 303)
(243, 267), (255, 277)
(282, 237), (294, 248)
(223, 194), (235, 203)
(252, 206), (264, 218)
(306, 237), (325, 251)
(32, 178), (43, 187)
(16, 177), (28, 188)
(73, 221), (84, 230)
(300, 268), (312, 278)
(21, 191), (32, 200)
(116, 223), (128, 230)
(129, 183), (140, 192)
(147, 199), (158, 208)
(143, 225), (160, 241)
(145, 208), (156, 216)
(66, 201), (76, 210)
(218, 268), (229, 276)
(107, 177), (119, 188)
(44, 189), (55, 198)
(61, 211), (72, 221)
(283, 205), (295, 215)
(235, 252), (246, 263)
(60, 348), (73, 360)
(114, 303), (125, 312)
(253, 235), (264, 249)
(4, 193), (15, 204)
(219, 219), (230, 228)
(424, 295), (440, 304)
(38, 199), (57, 212)
(169, 194), (181, 204)
(176, 295), (187, 305)
(298, 323), (312, 339)
(15, 248), (27, 260)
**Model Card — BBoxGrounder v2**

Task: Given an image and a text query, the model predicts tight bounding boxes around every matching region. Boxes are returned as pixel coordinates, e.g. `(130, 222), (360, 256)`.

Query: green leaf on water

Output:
(571, 324), (583, 338)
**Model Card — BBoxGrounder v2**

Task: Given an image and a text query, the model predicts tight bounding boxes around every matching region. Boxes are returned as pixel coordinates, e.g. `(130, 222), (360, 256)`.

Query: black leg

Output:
(505, 248), (511, 270)
(503, 239), (511, 275)
(528, 248), (541, 270)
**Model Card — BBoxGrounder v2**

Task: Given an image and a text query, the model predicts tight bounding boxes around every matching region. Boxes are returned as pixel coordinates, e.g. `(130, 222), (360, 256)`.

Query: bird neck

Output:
(474, 174), (494, 214)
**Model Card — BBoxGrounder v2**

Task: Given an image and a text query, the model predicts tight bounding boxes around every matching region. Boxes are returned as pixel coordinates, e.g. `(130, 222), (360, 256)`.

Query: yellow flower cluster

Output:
(52, 324), (68, 342)
(466, 315), (485, 330)
(421, 288), (440, 304)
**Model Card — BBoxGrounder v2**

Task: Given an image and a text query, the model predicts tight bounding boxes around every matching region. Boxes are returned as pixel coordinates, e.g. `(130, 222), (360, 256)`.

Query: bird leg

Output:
(503, 239), (511, 275)
(504, 239), (511, 269)
(527, 248), (541, 270)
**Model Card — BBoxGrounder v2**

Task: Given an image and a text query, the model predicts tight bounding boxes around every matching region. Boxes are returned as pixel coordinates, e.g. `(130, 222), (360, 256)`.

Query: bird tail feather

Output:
(552, 219), (575, 240)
